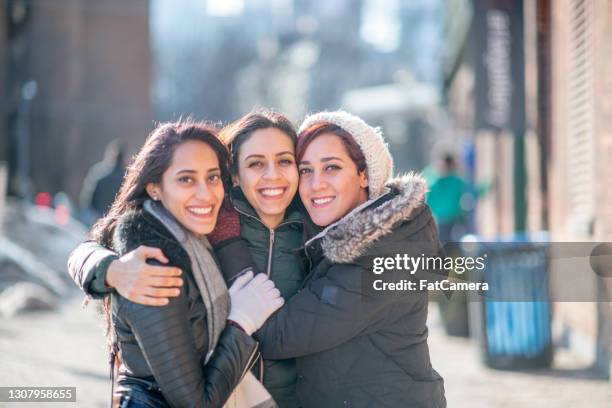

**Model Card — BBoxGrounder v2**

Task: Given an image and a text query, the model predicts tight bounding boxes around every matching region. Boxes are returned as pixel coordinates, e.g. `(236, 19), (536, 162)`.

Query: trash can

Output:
(463, 233), (553, 369)
(436, 241), (470, 337)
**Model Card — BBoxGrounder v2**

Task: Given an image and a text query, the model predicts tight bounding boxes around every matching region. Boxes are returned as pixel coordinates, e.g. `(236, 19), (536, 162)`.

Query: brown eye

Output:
(298, 167), (312, 175)
(247, 161), (263, 169)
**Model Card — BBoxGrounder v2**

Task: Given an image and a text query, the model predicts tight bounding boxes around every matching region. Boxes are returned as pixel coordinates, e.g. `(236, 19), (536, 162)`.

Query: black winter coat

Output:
(228, 187), (304, 408)
(111, 209), (258, 408)
(254, 174), (446, 408)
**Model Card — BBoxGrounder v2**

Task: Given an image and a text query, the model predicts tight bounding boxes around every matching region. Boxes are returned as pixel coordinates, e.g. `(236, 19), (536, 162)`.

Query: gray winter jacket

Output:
(255, 174), (447, 408)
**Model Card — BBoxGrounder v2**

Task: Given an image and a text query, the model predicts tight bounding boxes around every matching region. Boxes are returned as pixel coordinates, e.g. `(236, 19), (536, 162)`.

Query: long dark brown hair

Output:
(91, 120), (230, 356)
(90, 119), (230, 248)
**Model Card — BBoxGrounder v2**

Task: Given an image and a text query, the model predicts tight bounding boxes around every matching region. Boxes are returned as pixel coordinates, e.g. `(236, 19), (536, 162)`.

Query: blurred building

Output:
(546, 0), (612, 378)
(1, 0), (152, 203)
(443, 0), (612, 377)
(2, 0), (445, 205)
(340, 77), (441, 172)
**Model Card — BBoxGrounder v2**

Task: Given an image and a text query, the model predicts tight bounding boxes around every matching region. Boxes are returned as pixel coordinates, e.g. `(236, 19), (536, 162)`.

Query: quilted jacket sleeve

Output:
(67, 240), (117, 298)
(113, 211), (258, 408)
(117, 292), (257, 408)
(254, 262), (389, 359)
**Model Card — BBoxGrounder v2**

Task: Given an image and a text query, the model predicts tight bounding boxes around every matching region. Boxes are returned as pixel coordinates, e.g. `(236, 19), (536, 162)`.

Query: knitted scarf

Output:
(144, 199), (229, 362)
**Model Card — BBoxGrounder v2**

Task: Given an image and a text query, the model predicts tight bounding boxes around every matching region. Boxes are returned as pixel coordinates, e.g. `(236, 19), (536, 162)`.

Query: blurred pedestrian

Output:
(423, 151), (467, 244)
(79, 140), (126, 225)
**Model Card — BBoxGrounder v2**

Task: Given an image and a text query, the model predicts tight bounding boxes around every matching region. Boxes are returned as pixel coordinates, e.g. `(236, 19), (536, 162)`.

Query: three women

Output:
(69, 110), (446, 407)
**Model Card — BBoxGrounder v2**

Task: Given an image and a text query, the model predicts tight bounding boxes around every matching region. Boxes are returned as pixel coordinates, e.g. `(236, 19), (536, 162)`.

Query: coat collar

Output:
(305, 172), (428, 264)
(229, 186), (303, 226)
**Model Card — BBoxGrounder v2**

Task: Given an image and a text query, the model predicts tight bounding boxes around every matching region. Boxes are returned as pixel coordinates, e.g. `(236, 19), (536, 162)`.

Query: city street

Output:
(0, 293), (109, 408)
(428, 306), (612, 407)
(2, 0), (612, 407)
(1, 295), (610, 407)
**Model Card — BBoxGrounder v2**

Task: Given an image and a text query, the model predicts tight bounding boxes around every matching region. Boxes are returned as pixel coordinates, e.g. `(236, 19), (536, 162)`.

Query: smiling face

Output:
(146, 140), (225, 235)
(235, 128), (299, 228)
(298, 133), (368, 227)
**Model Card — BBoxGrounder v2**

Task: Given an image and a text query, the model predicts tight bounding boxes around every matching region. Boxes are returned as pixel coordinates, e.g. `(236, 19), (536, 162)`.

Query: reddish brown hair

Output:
(296, 123), (367, 173)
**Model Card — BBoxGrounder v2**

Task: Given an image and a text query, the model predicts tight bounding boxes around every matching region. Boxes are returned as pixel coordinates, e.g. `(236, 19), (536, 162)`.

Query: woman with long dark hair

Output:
(69, 111), (305, 407)
(90, 120), (283, 407)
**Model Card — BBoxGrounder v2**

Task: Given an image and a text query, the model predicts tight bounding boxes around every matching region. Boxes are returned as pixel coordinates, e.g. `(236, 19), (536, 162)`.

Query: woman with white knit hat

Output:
(254, 110), (447, 407)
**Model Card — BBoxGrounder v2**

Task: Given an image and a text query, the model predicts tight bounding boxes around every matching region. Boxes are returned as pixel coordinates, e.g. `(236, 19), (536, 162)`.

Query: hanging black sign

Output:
(471, 0), (526, 135)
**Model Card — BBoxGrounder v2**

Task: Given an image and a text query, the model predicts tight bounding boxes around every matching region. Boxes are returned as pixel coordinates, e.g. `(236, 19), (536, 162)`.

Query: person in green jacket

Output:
(422, 152), (467, 244)
(67, 110), (305, 408)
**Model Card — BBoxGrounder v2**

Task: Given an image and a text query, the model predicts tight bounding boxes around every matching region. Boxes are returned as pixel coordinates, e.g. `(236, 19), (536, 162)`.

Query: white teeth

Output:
(188, 206), (212, 215)
(260, 188), (284, 197)
(313, 197), (334, 205)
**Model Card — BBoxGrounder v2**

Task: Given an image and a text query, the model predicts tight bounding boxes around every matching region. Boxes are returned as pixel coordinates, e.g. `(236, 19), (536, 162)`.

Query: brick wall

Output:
(15, 0), (152, 202)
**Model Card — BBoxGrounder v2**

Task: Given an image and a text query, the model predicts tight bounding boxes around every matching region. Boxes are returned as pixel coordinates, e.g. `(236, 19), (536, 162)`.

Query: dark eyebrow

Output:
(321, 157), (344, 163)
(244, 152), (294, 160)
(175, 169), (197, 175)
(174, 168), (220, 175)
(298, 157), (343, 166)
(244, 154), (265, 160)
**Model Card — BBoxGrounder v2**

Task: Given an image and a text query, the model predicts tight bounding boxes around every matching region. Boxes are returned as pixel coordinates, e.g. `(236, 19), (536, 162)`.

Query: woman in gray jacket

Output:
(253, 111), (446, 407)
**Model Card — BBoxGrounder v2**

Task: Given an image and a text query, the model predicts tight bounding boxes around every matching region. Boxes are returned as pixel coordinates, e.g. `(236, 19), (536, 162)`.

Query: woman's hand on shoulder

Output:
(106, 245), (184, 306)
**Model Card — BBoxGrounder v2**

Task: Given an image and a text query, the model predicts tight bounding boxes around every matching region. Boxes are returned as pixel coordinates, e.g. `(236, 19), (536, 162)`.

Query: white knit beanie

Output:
(298, 110), (394, 199)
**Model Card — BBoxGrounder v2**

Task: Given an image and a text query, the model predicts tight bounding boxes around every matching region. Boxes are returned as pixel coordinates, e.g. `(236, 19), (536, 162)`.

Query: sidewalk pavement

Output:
(0, 292), (109, 408)
(428, 305), (612, 407)
(0, 294), (610, 407)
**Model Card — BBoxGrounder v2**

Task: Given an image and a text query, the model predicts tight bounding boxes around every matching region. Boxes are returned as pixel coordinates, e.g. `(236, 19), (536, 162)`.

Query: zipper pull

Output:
(266, 229), (275, 277)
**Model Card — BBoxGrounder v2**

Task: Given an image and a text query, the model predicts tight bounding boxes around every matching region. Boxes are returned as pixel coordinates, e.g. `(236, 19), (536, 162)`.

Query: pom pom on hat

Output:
(298, 110), (394, 199)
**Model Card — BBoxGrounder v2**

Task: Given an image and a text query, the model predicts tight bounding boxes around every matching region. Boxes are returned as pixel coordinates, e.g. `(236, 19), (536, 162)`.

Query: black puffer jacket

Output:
(112, 209), (258, 408)
(255, 174), (446, 408)
(228, 187), (304, 408)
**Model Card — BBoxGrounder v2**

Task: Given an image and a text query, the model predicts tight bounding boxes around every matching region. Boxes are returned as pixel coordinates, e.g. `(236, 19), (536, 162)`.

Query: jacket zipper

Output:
(232, 205), (301, 383)
(232, 206), (300, 279)
(233, 205), (301, 230)
(259, 228), (275, 383)
(266, 229), (275, 277)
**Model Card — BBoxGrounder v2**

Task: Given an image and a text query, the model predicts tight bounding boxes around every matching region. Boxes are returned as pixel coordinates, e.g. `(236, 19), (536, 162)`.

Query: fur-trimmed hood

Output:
(306, 172), (431, 264)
